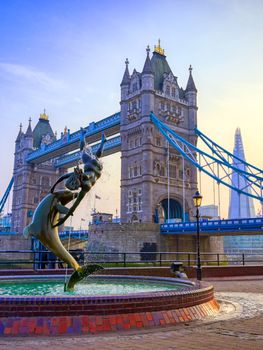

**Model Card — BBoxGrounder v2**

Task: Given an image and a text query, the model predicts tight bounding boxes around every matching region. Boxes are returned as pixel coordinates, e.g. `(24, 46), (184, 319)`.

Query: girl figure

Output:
(50, 128), (106, 227)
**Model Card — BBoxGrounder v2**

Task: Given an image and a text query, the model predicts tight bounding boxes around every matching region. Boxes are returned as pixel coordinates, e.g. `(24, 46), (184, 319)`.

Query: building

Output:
(225, 128), (260, 253)
(228, 128), (255, 219)
(91, 212), (113, 224)
(120, 41), (198, 223)
(199, 205), (219, 220)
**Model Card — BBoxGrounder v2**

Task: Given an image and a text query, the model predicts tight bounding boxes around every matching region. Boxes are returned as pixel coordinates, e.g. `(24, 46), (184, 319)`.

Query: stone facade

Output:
(86, 223), (161, 262)
(120, 42), (198, 224)
(86, 222), (224, 263)
(0, 234), (32, 265)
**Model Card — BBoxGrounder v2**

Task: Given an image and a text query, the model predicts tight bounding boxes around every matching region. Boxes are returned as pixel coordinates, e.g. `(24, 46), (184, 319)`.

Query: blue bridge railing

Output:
(26, 112), (120, 163)
(59, 230), (89, 239)
(161, 217), (263, 234)
(55, 135), (121, 168)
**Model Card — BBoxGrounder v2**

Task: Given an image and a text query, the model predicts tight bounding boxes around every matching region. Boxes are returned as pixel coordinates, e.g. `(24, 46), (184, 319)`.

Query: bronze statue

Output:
(51, 129), (106, 227)
(23, 130), (107, 291)
(23, 189), (103, 290)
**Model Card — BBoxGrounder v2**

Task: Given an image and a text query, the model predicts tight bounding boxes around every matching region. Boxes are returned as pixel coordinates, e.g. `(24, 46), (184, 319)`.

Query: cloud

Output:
(0, 62), (67, 91)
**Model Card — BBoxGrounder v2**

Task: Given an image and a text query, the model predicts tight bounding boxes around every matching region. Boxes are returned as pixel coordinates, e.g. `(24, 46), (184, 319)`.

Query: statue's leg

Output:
(95, 133), (107, 158)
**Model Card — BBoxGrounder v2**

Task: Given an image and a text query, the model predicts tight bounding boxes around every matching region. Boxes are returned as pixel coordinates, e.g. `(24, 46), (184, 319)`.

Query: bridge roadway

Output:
(59, 217), (263, 239)
(26, 112), (120, 165)
(2, 218), (263, 239)
(161, 217), (263, 236)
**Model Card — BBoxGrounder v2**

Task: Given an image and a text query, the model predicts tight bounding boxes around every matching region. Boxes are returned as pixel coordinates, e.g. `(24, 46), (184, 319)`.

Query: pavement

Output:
(1, 276), (263, 350)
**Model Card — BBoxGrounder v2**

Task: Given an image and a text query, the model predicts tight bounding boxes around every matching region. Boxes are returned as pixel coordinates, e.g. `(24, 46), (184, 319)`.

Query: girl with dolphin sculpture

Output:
(51, 128), (107, 225)
(23, 130), (106, 291)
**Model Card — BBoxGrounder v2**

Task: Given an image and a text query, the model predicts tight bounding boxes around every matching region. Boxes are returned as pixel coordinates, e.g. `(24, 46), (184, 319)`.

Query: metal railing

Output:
(161, 217), (263, 234)
(54, 135), (121, 168)
(26, 112), (120, 162)
(0, 250), (263, 270)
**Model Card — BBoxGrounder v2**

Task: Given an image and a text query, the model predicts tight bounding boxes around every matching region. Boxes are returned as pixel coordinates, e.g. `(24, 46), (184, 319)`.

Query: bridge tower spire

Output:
(228, 128), (256, 218)
(120, 42), (198, 225)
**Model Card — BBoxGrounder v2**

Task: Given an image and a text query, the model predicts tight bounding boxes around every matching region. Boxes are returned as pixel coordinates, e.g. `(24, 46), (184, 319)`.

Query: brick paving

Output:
(1, 277), (263, 350)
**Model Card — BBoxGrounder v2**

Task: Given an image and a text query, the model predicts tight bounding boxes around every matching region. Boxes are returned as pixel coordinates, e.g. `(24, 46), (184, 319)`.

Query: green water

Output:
(0, 278), (191, 296)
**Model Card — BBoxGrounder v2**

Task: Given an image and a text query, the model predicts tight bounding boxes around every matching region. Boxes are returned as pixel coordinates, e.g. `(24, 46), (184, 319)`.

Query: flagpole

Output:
(94, 196), (96, 213)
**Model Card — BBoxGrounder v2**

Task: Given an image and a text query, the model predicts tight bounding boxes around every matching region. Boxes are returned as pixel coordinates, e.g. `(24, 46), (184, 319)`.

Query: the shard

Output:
(228, 128), (255, 219)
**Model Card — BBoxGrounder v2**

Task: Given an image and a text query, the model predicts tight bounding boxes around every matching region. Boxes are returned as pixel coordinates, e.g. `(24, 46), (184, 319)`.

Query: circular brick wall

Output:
(0, 276), (214, 318)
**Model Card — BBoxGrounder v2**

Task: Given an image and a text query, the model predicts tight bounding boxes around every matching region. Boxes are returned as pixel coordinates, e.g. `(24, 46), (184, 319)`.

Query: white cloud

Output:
(0, 62), (67, 91)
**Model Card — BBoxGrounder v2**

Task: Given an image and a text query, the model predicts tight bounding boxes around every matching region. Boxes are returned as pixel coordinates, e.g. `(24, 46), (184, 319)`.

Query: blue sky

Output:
(0, 0), (263, 223)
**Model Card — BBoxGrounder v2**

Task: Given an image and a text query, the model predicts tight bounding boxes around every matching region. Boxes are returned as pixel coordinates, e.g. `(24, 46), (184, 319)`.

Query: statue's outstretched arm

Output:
(55, 204), (70, 215)
(80, 128), (87, 151)
(96, 133), (107, 158)
(50, 173), (72, 193)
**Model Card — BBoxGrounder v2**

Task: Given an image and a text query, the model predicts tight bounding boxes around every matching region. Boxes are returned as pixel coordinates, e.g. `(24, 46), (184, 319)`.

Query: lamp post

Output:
(193, 190), (203, 281)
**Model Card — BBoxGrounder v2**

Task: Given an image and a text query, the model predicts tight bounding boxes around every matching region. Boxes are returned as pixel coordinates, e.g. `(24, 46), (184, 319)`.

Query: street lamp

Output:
(193, 190), (203, 281)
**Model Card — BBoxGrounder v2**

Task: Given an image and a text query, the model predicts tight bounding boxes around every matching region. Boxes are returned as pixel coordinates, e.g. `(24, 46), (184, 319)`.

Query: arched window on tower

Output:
(132, 82), (138, 92)
(166, 85), (171, 96)
(169, 165), (177, 178)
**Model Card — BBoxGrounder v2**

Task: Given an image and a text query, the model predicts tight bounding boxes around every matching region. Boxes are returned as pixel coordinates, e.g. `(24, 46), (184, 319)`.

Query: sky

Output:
(0, 0), (262, 227)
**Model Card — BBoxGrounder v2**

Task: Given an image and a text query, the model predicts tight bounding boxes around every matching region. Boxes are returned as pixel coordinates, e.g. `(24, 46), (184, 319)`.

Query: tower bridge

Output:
(1, 41), (262, 251)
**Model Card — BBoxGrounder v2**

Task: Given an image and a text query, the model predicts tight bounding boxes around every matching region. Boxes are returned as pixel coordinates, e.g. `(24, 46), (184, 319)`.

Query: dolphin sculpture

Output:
(23, 189), (103, 291)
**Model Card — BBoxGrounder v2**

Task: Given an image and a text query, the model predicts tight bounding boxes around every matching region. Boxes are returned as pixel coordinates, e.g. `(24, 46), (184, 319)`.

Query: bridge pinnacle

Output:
(40, 109), (49, 121)
(25, 117), (33, 136)
(142, 45), (153, 74)
(121, 58), (130, 86)
(154, 39), (165, 56)
(146, 45), (150, 55)
(186, 65), (197, 92)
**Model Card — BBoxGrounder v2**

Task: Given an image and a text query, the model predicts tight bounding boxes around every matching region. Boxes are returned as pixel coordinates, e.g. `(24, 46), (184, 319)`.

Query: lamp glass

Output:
(193, 191), (202, 208)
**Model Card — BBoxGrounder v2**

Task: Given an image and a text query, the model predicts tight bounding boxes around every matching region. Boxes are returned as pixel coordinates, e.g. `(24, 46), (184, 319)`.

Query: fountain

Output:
(0, 130), (219, 336)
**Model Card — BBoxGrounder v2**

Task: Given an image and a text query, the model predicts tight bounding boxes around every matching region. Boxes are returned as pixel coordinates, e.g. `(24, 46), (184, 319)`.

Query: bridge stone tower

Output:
(11, 111), (61, 235)
(120, 41), (198, 223)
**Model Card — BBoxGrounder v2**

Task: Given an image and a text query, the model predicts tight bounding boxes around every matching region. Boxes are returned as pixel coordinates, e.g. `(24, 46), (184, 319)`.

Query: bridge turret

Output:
(15, 123), (23, 144)
(185, 65), (198, 128)
(120, 58), (130, 100)
(24, 118), (33, 149)
(32, 110), (55, 148)
(141, 46), (155, 116)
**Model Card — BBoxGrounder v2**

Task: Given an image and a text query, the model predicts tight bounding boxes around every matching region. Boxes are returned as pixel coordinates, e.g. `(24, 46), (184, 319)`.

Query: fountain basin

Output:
(0, 275), (219, 335)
